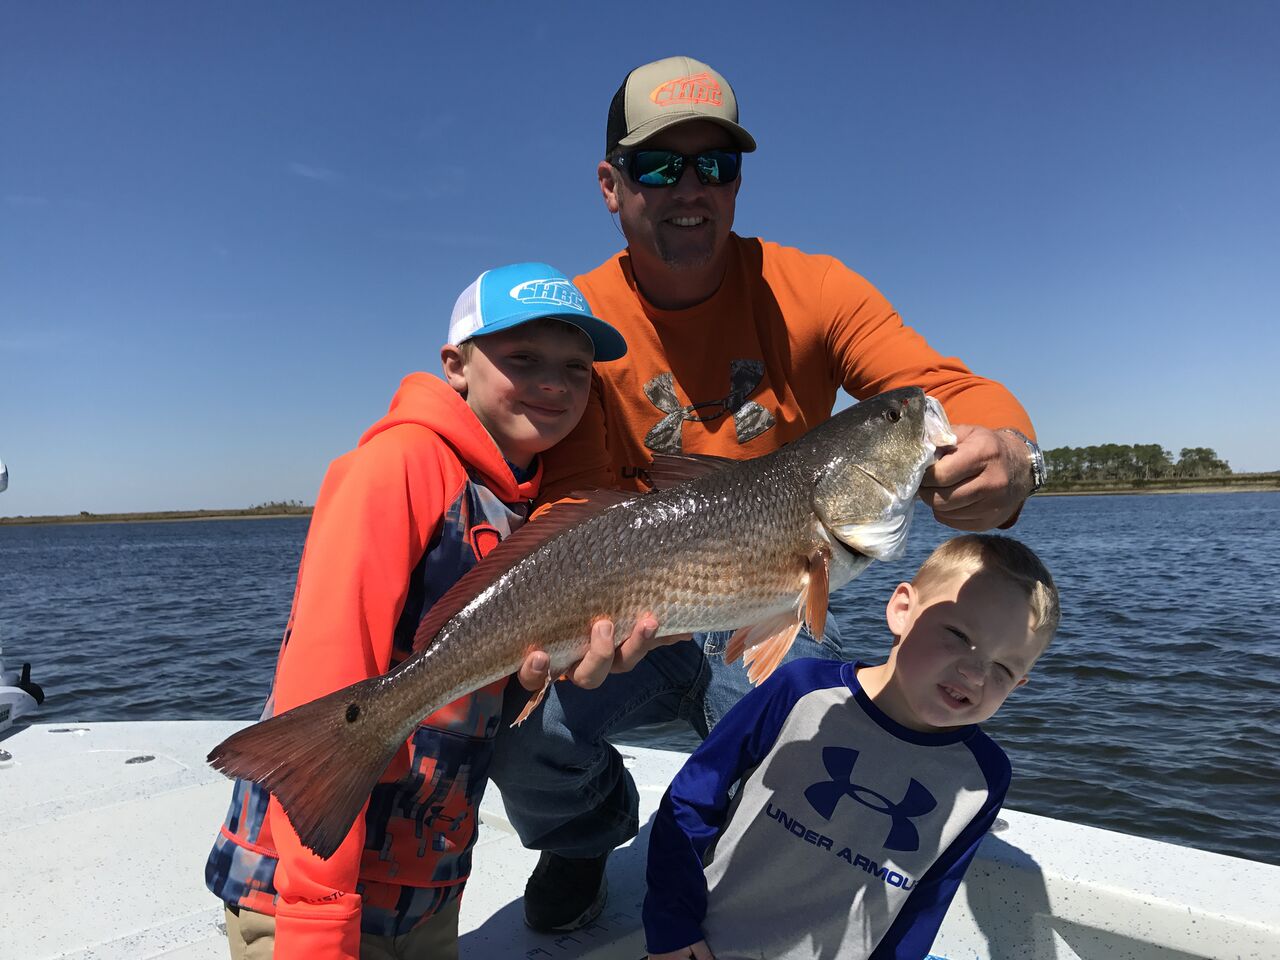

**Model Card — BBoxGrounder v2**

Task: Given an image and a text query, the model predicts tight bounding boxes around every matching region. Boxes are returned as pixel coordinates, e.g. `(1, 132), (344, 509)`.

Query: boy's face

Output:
(441, 321), (594, 469)
(880, 568), (1043, 731)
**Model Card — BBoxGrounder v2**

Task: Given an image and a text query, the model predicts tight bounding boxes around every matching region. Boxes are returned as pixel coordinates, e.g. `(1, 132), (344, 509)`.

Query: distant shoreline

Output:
(4, 476), (1278, 526)
(1041, 486), (1278, 497)
(1038, 474), (1280, 498)
(0, 507), (313, 527)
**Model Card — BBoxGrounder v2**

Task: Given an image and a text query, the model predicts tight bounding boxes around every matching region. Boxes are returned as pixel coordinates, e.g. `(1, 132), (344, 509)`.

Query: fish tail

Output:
(207, 677), (404, 859)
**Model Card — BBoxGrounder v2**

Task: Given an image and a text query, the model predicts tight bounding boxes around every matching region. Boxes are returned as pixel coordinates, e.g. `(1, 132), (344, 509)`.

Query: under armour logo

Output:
(804, 746), (937, 852)
(643, 359), (776, 453)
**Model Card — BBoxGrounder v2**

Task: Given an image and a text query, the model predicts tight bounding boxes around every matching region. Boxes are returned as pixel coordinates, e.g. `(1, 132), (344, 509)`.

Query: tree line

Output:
(1044, 444), (1231, 482)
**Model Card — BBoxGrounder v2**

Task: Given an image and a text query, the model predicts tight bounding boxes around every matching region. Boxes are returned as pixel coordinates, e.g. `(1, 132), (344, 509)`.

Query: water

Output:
(2, 494), (1278, 866)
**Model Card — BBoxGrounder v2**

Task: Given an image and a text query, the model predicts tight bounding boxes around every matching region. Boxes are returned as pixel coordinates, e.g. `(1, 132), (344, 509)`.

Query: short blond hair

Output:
(914, 534), (1060, 643)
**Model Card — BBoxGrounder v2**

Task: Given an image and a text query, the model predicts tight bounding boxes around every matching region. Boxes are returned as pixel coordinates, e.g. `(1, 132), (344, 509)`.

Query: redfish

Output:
(209, 387), (955, 857)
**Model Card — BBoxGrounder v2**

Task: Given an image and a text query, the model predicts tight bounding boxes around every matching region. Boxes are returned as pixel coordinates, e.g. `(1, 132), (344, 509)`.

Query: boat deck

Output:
(2, 720), (1276, 959)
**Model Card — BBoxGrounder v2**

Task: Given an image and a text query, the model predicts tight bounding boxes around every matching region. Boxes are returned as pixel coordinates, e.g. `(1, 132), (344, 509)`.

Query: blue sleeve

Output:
(642, 661), (833, 955)
(871, 734), (1011, 960)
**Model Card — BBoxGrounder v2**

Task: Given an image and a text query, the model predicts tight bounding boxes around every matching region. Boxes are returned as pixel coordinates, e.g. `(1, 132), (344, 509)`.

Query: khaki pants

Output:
(224, 899), (460, 960)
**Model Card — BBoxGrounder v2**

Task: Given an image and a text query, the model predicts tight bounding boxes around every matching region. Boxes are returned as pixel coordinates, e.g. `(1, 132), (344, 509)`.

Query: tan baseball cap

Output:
(605, 55), (757, 157)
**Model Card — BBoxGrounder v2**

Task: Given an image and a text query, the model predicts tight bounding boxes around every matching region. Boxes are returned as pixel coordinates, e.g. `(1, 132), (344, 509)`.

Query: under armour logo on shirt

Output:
(804, 746), (937, 852)
(642, 359), (776, 453)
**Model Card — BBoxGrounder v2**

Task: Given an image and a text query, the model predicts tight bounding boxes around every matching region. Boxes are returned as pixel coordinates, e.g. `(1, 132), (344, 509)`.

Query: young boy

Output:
(205, 262), (627, 960)
(643, 534), (1060, 960)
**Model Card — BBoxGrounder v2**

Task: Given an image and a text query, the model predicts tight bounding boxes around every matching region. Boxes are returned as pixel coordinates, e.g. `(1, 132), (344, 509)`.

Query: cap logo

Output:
(649, 72), (723, 108)
(509, 278), (586, 313)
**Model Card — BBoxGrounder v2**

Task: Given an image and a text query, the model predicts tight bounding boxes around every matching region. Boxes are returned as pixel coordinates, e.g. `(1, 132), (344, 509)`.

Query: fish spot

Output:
(345, 703), (360, 723)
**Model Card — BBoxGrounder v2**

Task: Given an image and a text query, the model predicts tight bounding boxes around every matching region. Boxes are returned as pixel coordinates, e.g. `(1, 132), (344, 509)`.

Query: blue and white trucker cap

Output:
(448, 262), (627, 362)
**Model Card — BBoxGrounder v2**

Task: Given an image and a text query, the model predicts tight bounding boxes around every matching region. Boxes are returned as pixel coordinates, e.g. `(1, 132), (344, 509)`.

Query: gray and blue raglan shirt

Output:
(643, 658), (1010, 960)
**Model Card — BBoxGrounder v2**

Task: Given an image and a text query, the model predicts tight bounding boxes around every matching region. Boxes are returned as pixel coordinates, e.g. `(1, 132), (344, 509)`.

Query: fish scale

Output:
(208, 386), (955, 858)
(437, 467), (814, 676)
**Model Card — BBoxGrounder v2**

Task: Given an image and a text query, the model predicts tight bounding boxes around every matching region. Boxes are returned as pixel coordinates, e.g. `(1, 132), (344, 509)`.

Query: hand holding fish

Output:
(517, 615), (685, 692)
(919, 423), (1034, 531)
(649, 941), (716, 960)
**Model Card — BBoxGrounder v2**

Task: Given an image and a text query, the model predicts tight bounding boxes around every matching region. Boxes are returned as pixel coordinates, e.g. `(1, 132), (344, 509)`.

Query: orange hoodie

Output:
(207, 373), (539, 959)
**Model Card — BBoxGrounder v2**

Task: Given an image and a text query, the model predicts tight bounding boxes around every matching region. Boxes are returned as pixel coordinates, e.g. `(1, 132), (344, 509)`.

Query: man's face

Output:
(441, 321), (594, 470)
(879, 569), (1043, 731)
(601, 120), (741, 274)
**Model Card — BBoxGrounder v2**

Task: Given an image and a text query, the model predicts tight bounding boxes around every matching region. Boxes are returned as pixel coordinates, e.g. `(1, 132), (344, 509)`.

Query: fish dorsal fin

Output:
(646, 453), (740, 489)
(411, 489), (637, 654)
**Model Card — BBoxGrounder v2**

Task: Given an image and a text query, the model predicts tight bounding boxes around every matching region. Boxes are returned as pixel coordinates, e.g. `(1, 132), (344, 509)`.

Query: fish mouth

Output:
(850, 396), (956, 494)
(925, 396), (957, 450)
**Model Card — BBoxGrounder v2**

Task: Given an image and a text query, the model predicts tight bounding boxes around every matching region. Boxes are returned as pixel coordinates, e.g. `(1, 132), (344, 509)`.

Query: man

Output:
(489, 55), (1046, 934)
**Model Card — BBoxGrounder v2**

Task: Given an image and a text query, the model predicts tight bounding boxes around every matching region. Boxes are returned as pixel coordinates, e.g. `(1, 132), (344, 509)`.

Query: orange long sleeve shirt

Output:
(540, 235), (1033, 503)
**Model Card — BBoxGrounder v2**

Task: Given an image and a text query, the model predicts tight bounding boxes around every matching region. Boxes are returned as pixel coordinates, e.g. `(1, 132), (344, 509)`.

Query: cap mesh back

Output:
(448, 273), (484, 344)
(605, 75), (631, 157)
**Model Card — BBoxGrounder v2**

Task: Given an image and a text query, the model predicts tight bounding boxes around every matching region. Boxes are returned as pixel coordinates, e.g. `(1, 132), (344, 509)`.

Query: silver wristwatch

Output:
(999, 428), (1045, 495)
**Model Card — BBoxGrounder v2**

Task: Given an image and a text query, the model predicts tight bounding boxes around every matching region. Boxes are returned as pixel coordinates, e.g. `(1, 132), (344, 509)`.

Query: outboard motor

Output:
(1, 647), (44, 734)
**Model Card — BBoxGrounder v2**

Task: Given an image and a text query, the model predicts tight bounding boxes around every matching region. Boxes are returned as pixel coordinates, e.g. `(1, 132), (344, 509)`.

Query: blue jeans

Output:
(487, 624), (846, 859)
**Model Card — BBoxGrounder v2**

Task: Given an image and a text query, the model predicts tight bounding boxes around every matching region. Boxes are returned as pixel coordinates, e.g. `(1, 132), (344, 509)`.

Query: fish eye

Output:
(885, 408), (902, 423)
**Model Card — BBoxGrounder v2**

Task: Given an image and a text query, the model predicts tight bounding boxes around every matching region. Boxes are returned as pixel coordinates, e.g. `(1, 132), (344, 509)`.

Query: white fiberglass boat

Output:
(1, 718), (1277, 960)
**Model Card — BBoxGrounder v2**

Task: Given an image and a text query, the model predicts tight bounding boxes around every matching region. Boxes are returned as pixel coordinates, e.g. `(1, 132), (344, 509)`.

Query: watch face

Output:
(1029, 444), (1045, 492)
(1001, 428), (1044, 493)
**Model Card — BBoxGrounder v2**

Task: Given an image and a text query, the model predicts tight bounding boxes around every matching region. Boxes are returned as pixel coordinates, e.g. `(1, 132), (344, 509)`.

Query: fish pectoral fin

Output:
(511, 673), (554, 727)
(744, 620), (804, 686)
(805, 545), (831, 644)
(725, 610), (804, 686)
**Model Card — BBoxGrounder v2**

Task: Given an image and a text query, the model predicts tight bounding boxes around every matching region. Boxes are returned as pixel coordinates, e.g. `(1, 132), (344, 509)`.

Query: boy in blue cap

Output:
(206, 264), (631, 960)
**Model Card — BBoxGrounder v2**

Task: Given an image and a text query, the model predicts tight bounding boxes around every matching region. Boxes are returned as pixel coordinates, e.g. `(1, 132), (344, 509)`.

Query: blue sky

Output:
(3, 2), (1277, 516)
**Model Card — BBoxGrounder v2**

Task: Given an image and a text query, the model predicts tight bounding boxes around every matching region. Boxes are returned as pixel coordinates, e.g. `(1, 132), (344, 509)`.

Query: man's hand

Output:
(650, 941), (716, 960)
(918, 424), (1034, 531)
(516, 616), (689, 693)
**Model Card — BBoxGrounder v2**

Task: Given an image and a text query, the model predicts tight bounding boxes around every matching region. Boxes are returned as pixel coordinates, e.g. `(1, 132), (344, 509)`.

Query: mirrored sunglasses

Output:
(612, 149), (742, 188)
